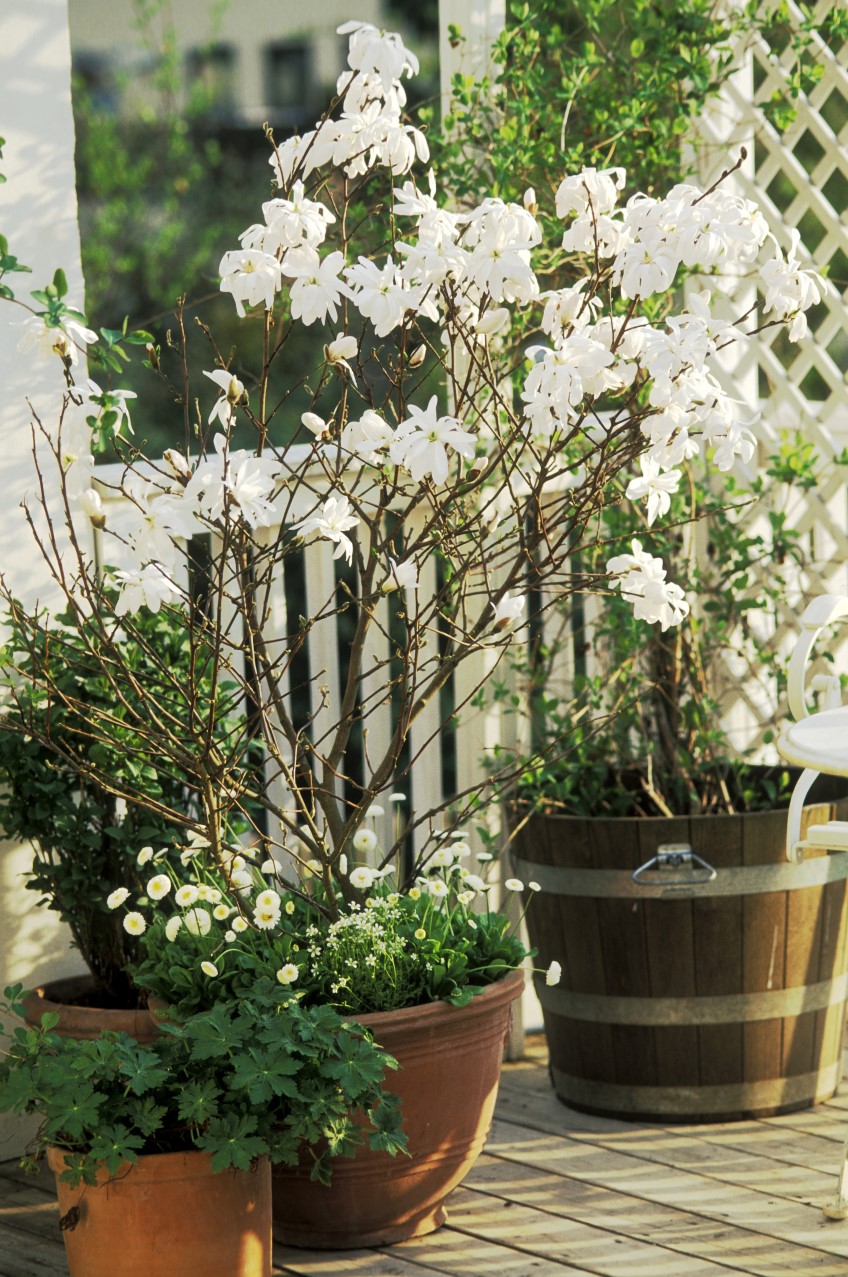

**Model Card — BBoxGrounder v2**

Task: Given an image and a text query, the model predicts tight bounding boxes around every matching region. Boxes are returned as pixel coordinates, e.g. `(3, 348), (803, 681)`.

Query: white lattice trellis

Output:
(691, 1), (848, 754)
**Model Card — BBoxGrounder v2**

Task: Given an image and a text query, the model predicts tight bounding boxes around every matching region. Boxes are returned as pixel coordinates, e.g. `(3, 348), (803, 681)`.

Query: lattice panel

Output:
(694, 2), (848, 754)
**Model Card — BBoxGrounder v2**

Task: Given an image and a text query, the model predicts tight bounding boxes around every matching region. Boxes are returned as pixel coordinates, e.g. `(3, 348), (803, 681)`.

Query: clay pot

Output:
(272, 968), (525, 1248)
(48, 1147), (272, 1277)
(22, 975), (158, 1044)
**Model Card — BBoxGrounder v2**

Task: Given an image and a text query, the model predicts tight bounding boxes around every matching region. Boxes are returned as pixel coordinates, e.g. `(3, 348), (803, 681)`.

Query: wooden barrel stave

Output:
(514, 785), (848, 1121)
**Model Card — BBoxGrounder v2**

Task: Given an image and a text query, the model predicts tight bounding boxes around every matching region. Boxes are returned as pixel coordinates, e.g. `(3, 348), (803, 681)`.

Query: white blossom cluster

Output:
(40, 23), (826, 635)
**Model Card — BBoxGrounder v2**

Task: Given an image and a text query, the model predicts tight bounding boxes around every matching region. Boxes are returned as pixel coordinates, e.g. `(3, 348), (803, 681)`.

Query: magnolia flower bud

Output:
(79, 487), (106, 529)
(492, 591), (526, 630)
(163, 449), (191, 480)
(408, 343), (426, 368)
(301, 411), (327, 437)
(523, 187), (538, 214)
(226, 375), (247, 405)
(474, 307), (510, 338)
(325, 333), (358, 363)
(382, 556), (419, 593)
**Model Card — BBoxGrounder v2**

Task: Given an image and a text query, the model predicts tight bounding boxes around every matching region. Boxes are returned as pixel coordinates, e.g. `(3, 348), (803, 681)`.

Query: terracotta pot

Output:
(272, 968), (524, 1249)
(22, 975), (158, 1044)
(48, 1147), (272, 1277)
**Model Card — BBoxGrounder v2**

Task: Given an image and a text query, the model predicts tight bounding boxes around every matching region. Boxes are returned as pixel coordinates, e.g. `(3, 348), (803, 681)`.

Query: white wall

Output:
(0, 0), (90, 1156)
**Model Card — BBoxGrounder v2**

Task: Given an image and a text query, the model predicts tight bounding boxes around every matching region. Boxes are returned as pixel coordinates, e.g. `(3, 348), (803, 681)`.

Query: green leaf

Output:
(52, 268), (68, 299)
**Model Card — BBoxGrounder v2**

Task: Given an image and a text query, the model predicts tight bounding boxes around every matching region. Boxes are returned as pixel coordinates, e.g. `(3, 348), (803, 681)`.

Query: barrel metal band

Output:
(535, 970), (848, 1025)
(550, 1061), (842, 1117)
(511, 851), (848, 899)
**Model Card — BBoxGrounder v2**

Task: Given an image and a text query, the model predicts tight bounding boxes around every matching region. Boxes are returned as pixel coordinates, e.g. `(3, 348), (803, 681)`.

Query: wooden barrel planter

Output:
(511, 777), (848, 1121)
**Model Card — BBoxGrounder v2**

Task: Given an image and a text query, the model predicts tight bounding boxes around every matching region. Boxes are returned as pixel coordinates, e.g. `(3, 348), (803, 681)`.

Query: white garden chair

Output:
(777, 594), (848, 1219)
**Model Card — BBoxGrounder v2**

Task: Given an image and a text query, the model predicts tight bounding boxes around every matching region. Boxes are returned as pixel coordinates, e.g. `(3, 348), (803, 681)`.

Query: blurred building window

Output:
(265, 41), (310, 129)
(186, 44), (237, 118)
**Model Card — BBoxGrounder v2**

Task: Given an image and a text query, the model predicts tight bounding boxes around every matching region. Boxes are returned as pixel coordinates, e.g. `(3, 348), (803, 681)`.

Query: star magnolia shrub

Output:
(0, 21), (825, 894)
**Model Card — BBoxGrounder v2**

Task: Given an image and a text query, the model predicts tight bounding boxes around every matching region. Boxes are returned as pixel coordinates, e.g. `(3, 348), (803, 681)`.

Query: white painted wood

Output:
(0, 0), (91, 1155)
(405, 509), (443, 862)
(303, 539), (342, 805)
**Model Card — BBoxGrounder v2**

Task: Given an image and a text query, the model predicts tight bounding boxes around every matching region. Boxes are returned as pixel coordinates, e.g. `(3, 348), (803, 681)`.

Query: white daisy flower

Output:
(200, 961), (219, 978)
(146, 874), (172, 900)
(123, 911), (147, 936)
(276, 964), (299, 985)
(165, 916), (183, 942)
(106, 887), (130, 910)
(136, 846), (154, 867)
(175, 884), (200, 908)
(183, 907), (212, 937)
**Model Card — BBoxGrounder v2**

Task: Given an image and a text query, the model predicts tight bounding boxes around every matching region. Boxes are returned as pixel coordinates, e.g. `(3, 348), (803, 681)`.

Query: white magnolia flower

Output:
(113, 563), (182, 617)
(389, 397), (475, 485)
(203, 368), (246, 427)
(338, 20), (419, 90)
(382, 556), (419, 593)
(282, 247), (351, 326)
(353, 828), (378, 855)
(219, 248), (283, 317)
(546, 960), (563, 987)
(625, 456), (681, 526)
(19, 313), (98, 366)
(123, 911), (147, 936)
(556, 167), (625, 219)
(276, 963), (299, 985)
(183, 907), (212, 937)
(607, 540), (689, 631)
(294, 494), (360, 565)
(200, 961), (219, 978)
(106, 887), (130, 910)
(146, 874), (172, 901)
(341, 410), (394, 463)
(346, 256), (410, 337)
(165, 916), (183, 942)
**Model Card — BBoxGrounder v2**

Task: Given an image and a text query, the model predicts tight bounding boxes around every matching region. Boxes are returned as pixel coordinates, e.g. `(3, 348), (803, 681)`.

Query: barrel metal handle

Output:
(632, 843), (717, 889)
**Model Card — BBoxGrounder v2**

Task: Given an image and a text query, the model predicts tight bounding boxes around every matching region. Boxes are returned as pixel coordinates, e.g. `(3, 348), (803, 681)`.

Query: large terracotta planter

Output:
(511, 775), (848, 1122)
(273, 968), (524, 1248)
(22, 975), (158, 1043)
(48, 1147), (272, 1277)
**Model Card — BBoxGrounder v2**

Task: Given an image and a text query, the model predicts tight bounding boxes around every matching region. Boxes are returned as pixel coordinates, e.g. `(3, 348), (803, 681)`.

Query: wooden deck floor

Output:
(4, 1038), (848, 1275)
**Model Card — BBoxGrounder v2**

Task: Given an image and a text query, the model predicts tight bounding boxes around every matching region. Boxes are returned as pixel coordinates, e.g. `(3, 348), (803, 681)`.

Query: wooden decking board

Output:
(3, 1048), (848, 1275)
(442, 1186), (741, 1277)
(496, 1079), (841, 1199)
(476, 1137), (845, 1275)
(486, 1101), (848, 1259)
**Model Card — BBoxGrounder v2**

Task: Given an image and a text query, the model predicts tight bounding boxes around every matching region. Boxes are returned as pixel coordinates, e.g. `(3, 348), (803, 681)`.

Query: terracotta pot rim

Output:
(24, 974), (145, 1014)
(47, 1145), (266, 1182)
(352, 967), (525, 1032)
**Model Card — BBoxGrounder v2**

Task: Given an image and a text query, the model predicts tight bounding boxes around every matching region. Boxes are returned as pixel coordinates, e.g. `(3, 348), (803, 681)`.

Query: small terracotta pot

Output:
(48, 1147), (272, 1277)
(273, 968), (525, 1248)
(22, 975), (158, 1044)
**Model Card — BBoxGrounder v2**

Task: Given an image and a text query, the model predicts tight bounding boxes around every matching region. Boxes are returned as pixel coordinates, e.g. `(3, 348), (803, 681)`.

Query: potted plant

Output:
(121, 826), (532, 1246)
(0, 13), (821, 1246)
(0, 600), (241, 1030)
(0, 980), (404, 1275)
(434, 2), (848, 1123)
